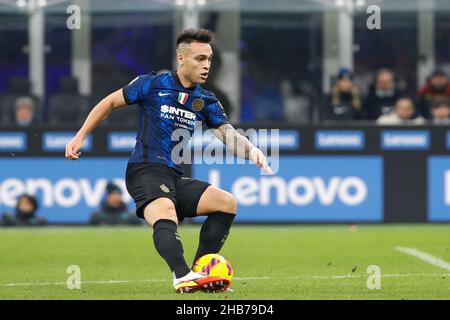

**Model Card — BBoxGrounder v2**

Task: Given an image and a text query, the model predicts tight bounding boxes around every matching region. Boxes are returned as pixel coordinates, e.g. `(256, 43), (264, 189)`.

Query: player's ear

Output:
(177, 52), (185, 67)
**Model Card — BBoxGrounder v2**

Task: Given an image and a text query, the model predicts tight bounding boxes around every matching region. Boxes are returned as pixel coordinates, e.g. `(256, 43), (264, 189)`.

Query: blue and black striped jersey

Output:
(122, 71), (230, 175)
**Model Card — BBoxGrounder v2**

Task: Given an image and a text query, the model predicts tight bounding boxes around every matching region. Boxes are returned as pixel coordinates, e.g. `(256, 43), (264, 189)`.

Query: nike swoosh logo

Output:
(159, 92), (170, 96)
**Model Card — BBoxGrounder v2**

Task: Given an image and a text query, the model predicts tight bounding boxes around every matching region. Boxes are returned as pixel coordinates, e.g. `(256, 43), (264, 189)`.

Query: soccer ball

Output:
(192, 254), (234, 282)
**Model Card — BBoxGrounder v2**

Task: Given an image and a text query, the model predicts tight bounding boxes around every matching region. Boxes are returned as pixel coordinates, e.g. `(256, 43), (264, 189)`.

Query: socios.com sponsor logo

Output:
(381, 130), (430, 150)
(428, 156), (450, 221)
(0, 158), (130, 223)
(108, 132), (136, 152)
(43, 132), (92, 152)
(193, 156), (383, 222)
(0, 132), (27, 151)
(315, 130), (364, 150)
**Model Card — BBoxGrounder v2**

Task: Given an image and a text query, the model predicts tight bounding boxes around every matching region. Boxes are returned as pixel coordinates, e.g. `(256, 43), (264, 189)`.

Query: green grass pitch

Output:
(0, 224), (449, 300)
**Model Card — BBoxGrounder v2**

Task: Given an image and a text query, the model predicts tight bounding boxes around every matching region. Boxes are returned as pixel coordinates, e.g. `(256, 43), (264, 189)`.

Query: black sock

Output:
(153, 219), (190, 278)
(193, 212), (235, 264)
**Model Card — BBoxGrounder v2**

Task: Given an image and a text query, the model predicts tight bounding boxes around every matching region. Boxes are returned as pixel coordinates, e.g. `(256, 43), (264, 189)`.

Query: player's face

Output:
(179, 42), (213, 85)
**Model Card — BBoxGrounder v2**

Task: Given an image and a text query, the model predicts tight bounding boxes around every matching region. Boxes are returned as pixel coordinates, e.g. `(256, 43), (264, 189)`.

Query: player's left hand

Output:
(250, 147), (273, 174)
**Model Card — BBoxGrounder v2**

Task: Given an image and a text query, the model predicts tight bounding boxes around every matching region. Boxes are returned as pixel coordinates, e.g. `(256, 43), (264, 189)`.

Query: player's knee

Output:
(144, 198), (178, 225)
(162, 203), (177, 217)
(222, 192), (237, 214)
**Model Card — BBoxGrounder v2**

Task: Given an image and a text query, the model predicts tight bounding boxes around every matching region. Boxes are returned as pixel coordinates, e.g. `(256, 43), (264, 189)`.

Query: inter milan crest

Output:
(160, 184), (170, 193)
(192, 99), (204, 112)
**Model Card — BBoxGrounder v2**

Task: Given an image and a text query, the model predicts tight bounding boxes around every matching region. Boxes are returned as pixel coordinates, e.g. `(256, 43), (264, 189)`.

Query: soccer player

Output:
(65, 29), (272, 293)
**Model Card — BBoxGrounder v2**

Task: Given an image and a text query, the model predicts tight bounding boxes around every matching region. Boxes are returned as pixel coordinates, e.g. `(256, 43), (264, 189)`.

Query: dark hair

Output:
(176, 28), (215, 47)
(16, 194), (38, 211)
(431, 69), (447, 78)
(106, 182), (122, 195)
(432, 97), (450, 109)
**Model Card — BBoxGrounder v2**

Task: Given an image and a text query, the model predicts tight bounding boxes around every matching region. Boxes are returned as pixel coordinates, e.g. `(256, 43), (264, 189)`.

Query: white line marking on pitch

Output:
(1, 279), (167, 287)
(0, 277), (268, 287)
(309, 273), (449, 279)
(396, 246), (450, 271)
(0, 274), (447, 287)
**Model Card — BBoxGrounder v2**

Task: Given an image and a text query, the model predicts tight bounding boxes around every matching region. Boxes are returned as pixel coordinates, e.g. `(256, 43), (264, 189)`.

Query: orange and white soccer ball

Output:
(192, 254), (234, 282)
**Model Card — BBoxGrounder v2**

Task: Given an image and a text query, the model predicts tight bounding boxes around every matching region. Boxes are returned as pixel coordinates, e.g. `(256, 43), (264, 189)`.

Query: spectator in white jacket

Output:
(376, 97), (426, 125)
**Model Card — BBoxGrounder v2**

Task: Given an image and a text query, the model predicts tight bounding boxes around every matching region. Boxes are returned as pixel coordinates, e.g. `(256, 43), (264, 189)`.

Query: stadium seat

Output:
(47, 77), (90, 125)
(91, 66), (138, 127)
(106, 103), (139, 126)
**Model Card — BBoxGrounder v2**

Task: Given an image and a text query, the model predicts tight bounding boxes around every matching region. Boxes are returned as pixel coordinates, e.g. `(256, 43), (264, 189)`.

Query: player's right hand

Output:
(250, 147), (273, 175)
(65, 137), (84, 160)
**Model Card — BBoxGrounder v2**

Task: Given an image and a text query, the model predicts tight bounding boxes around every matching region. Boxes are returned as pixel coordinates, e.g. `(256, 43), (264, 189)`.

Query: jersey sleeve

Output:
(122, 73), (154, 105)
(203, 98), (231, 129)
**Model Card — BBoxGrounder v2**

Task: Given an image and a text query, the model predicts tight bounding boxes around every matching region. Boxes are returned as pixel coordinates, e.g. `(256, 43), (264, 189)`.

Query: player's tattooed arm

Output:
(212, 123), (253, 159)
(213, 124), (273, 174)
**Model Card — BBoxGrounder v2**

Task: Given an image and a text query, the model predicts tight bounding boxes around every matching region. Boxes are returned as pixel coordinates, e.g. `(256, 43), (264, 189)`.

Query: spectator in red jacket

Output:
(417, 70), (450, 119)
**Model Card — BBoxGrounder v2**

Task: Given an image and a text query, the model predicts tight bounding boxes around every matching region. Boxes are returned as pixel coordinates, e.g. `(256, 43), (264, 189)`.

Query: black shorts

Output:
(125, 163), (211, 221)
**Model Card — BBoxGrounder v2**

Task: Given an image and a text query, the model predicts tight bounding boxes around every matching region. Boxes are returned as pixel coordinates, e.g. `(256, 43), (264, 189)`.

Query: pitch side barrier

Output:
(0, 125), (448, 223)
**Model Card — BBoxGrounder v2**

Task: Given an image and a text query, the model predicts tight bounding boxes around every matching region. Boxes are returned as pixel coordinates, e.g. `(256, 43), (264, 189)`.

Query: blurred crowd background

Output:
(1, 0), (450, 128)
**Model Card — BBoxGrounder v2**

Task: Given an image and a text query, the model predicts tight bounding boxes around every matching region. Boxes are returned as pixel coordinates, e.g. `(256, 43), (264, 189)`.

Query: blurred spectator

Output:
(282, 80), (312, 124)
(376, 97), (426, 125)
(363, 69), (403, 120)
(1, 194), (46, 226)
(89, 182), (140, 225)
(325, 69), (361, 120)
(430, 97), (450, 125)
(14, 96), (36, 127)
(417, 70), (450, 119)
(0, 77), (40, 125)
